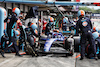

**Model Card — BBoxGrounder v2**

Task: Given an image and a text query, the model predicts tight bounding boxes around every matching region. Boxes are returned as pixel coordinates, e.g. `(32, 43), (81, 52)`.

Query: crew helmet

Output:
(49, 17), (54, 25)
(93, 26), (99, 32)
(12, 7), (20, 16)
(63, 17), (68, 23)
(49, 17), (54, 22)
(77, 10), (85, 17)
(92, 32), (99, 40)
(28, 22), (37, 30)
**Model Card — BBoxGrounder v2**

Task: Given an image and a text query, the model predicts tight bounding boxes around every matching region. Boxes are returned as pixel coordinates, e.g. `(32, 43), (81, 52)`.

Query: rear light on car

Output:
(54, 34), (56, 36)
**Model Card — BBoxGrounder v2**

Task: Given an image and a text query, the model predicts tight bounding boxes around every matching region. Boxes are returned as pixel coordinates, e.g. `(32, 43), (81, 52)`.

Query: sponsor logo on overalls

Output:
(82, 21), (88, 27)
(81, 19), (88, 27)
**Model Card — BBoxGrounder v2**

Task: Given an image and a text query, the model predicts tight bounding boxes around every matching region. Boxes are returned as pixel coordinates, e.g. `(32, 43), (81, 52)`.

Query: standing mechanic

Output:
(76, 10), (98, 60)
(45, 17), (54, 36)
(62, 17), (69, 31)
(4, 7), (22, 57)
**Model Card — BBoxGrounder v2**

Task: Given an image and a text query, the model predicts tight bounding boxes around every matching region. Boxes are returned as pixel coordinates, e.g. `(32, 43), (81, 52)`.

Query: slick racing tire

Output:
(64, 38), (70, 50)
(64, 37), (74, 50)
(73, 36), (80, 52)
(24, 40), (37, 57)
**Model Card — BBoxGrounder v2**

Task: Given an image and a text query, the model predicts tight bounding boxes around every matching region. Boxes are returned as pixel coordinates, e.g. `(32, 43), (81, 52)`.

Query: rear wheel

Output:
(73, 36), (80, 52)
(64, 38), (70, 50)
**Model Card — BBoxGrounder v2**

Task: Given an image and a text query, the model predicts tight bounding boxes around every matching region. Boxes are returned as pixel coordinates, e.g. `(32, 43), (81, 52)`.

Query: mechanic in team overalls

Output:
(45, 17), (54, 36)
(62, 17), (69, 31)
(27, 22), (38, 49)
(4, 7), (22, 57)
(76, 10), (98, 60)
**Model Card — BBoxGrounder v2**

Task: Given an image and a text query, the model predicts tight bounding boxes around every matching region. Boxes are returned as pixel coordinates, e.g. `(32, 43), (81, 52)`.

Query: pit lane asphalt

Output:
(0, 53), (100, 67)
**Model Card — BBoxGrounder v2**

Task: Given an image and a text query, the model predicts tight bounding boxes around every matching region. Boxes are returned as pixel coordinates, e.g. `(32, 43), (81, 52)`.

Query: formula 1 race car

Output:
(37, 32), (75, 56)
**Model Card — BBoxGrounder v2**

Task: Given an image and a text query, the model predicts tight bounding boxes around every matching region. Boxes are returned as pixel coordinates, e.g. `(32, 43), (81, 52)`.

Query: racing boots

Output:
(80, 57), (84, 60)
(1, 51), (5, 58)
(94, 56), (98, 60)
(15, 53), (23, 57)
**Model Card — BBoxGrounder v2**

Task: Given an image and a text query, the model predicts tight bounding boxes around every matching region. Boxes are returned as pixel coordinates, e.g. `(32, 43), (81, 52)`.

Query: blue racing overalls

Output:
(4, 14), (19, 54)
(76, 17), (97, 58)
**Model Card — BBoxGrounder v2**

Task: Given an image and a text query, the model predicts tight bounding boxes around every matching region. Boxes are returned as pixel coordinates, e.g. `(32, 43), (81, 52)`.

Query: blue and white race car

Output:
(38, 32), (74, 56)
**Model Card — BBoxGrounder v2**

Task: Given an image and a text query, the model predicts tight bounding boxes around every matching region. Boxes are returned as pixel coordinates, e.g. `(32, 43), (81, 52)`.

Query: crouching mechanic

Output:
(28, 22), (38, 37)
(4, 7), (22, 57)
(27, 22), (38, 52)
(76, 10), (98, 60)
